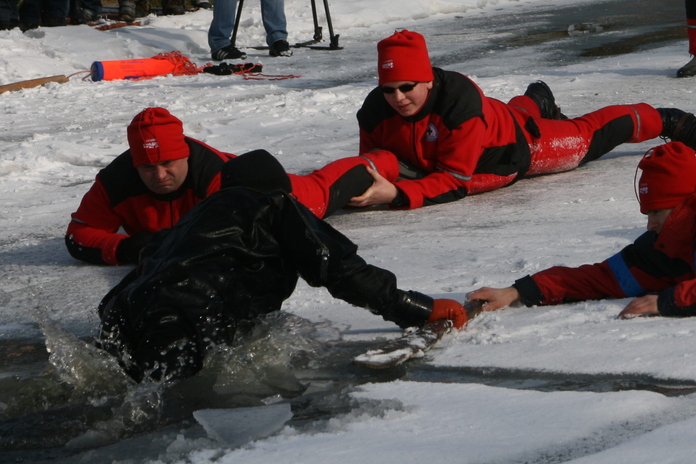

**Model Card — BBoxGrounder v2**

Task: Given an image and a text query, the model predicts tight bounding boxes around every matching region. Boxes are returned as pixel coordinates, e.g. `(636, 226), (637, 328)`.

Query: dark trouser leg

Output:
(288, 151), (400, 218)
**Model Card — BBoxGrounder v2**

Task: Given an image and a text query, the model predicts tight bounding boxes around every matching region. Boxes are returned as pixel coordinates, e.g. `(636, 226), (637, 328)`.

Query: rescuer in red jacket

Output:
(334, 30), (696, 211)
(66, 107), (376, 265)
(468, 142), (696, 319)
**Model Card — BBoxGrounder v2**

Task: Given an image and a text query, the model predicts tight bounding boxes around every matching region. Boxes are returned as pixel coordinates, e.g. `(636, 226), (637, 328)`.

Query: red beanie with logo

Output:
(127, 107), (190, 167)
(377, 30), (434, 86)
(638, 142), (696, 213)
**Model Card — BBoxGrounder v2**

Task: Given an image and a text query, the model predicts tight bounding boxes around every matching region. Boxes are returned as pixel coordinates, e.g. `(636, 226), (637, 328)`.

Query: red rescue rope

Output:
(152, 51), (208, 76)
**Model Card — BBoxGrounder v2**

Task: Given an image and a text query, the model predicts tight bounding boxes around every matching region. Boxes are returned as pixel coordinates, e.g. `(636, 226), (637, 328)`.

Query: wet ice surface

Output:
(2, 0), (696, 462)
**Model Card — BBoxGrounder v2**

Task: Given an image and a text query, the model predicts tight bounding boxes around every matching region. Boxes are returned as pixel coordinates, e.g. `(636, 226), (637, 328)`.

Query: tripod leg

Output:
(321, 0), (340, 49)
(230, 0), (245, 47)
(310, 0), (322, 42)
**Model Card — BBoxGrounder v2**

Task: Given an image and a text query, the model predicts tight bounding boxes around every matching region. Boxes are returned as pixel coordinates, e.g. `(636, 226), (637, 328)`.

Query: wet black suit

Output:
(97, 150), (434, 382)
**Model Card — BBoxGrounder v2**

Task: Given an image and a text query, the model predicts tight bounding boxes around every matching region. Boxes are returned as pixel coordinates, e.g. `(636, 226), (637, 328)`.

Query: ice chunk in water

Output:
(193, 403), (293, 448)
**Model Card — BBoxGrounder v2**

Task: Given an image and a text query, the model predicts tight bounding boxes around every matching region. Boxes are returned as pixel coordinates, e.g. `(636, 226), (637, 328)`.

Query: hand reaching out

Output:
(348, 166), (399, 208)
(466, 286), (521, 311)
(618, 294), (659, 319)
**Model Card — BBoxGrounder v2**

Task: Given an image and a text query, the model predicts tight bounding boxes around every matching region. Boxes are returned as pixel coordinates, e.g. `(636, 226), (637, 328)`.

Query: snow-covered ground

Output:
(2, 0), (696, 462)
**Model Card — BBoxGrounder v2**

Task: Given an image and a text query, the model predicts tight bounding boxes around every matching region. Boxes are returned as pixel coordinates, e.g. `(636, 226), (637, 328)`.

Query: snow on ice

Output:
(2, 0), (696, 462)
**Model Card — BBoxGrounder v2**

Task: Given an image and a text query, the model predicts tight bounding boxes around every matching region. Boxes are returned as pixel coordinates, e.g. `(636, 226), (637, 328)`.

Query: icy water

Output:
(2, 311), (696, 463)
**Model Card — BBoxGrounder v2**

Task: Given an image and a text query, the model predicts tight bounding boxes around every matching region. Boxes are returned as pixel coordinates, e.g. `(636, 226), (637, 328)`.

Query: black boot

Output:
(161, 0), (186, 15)
(677, 56), (696, 78)
(657, 108), (696, 150)
(524, 81), (567, 120)
(119, 0), (136, 22)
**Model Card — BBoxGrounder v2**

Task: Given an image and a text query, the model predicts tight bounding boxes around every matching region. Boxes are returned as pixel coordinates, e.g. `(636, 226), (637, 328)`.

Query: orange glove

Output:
(428, 299), (468, 329)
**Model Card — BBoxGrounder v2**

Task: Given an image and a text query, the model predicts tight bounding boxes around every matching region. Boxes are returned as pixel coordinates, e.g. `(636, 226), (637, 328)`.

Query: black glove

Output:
(116, 231), (156, 264)
(202, 62), (263, 75)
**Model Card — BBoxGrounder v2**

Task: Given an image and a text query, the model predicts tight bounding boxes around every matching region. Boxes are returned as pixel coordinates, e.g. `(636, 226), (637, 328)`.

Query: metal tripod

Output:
(230, 0), (342, 50)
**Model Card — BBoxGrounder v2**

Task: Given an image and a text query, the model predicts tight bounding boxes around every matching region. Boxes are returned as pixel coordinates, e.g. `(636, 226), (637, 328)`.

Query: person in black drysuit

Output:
(97, 150), (467, 383)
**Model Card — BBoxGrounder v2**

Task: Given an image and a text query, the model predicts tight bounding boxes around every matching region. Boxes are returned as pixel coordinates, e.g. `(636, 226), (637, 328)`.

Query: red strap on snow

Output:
(92, 21), (142, 31)
(229, 62), (301, 81)
(241, 72), (302, 81)
(152, 51), (208, 76)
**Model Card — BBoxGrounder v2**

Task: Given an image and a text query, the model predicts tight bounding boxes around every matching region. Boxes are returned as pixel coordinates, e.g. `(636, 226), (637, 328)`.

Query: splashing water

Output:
(0, 309), (347, 456)
(38, 315), (133, 396)
(204, 312), (340, 398)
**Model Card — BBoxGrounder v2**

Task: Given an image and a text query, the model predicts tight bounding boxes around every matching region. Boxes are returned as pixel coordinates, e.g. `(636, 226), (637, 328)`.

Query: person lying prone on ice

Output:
(468, 142), (696, 320)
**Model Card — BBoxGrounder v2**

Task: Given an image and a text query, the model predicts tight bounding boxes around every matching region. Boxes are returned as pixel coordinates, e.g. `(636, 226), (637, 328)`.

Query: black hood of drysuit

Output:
(220, 149), (292, 193)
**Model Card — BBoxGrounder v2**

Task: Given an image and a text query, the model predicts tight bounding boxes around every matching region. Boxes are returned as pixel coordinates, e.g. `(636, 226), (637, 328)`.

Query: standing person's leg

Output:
(678, 0), (696, 77)
(0, 0), (19, 29)
(263, 0), (292, 56)
(208, 0), (247, 60)
(71, 0), (100, 24)
(19, 0), (42, 29)
(43, 0), (68, 26)
(261, 0), (287, 46)
(526, 104), (663, 176)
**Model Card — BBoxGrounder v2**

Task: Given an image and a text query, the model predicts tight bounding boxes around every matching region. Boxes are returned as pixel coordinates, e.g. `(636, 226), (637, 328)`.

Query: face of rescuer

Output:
(645, 208), (673, 235)
(136, 157), (190, 195)
(381, 80), (434, 118)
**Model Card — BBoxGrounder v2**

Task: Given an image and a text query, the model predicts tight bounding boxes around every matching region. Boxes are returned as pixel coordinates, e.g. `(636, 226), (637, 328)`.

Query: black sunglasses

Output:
(380, 82), (421, 94)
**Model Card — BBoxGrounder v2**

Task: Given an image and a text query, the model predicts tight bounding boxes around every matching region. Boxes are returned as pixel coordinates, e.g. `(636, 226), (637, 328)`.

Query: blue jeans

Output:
(19, 0), (69, 24)
(0, 0), (19, 23)
(208, 0), (287, 51)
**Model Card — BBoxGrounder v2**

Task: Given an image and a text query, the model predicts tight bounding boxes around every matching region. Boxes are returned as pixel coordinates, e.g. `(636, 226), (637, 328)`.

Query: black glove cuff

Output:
(116, 232), (156, 264)
(657, 287), (696, 317)
(513, 275), (545, 306)
(396, 290), (433, 321)
(390, 188), (408, 208)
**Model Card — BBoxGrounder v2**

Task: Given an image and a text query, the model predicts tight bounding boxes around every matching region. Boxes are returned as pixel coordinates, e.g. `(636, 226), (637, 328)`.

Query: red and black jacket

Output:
(357, 67), (531, 209)
(514, 193), (696, 317)
(66, 138), (233, 265)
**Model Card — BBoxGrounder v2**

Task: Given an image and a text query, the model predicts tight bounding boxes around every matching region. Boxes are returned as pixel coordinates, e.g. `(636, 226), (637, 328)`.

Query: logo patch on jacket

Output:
(425, 123), (438, 142)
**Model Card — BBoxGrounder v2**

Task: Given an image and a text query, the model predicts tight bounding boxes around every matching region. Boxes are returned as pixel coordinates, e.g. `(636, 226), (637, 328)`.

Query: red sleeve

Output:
(674, 279), (696, 307)
(530, 262), (628, 305)
(66, 177), (127, 265)
(528, 250), (676, 306)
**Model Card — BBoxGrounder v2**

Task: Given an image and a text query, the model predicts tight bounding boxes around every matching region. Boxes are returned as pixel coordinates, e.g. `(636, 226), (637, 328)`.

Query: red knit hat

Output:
(127, 107), (190, 167)
(638, 142), (696, 213)
(377, 30), (434, 86)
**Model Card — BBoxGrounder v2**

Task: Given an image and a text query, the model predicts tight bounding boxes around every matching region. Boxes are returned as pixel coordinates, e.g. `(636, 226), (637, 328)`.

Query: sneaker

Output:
(269, 39), (293, 57)
(657, 108), (696, 150)
(193, 0), (212, 9)
(71, 7), (99, 24)
(524, 80), (566, 120)
(135, 0), (150, 18)
(211, 44), (247, 61)
(119, 0), (136, 22)
(677, 56), (696, 78)
(162, 0), (185, 15)
(20, 22), (39, 31)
